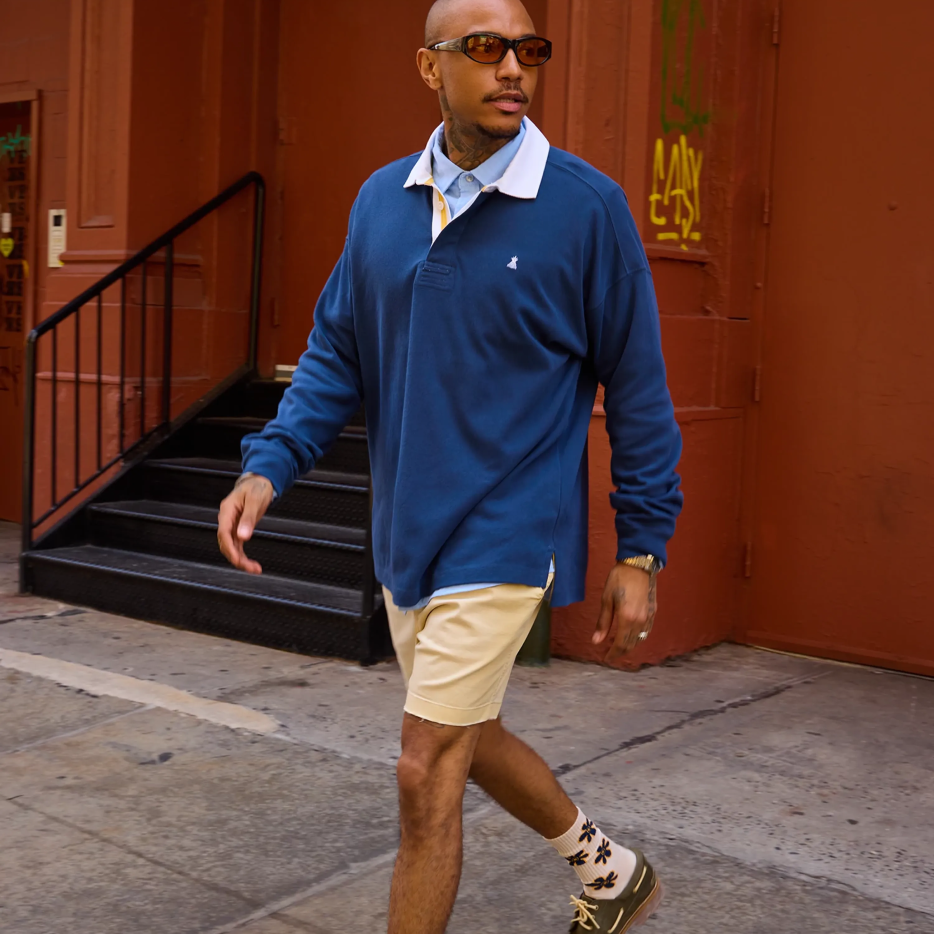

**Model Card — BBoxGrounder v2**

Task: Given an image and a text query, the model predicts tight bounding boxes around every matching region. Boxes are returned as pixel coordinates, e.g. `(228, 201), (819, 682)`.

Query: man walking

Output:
(218, 0), (682, 929)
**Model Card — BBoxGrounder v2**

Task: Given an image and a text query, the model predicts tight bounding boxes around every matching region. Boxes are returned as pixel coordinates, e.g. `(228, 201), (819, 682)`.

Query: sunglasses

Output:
(429, 33), (553, 67)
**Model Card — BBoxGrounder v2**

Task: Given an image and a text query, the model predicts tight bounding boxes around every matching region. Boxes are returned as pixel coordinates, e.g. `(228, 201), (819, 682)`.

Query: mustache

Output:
(482, 84), (529, 103)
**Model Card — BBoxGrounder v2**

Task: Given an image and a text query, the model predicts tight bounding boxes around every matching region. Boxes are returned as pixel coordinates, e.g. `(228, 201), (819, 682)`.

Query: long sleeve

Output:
(241, 236), (363, 496)
(587, 265), (683, 565)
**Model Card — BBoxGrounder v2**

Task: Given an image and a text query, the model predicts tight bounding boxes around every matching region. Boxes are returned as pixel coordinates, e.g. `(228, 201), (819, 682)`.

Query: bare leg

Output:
(469, 717), (577, 838)
(387, 713), (482, 934)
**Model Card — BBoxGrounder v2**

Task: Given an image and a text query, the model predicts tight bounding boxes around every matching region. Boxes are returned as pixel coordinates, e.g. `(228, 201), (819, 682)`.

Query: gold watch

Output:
(620, 554), (663, 575)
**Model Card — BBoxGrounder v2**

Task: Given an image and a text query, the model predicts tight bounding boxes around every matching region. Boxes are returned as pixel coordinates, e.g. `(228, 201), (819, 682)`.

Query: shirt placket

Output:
(426, 177), (493, 244)
(425, 177), (451, 243)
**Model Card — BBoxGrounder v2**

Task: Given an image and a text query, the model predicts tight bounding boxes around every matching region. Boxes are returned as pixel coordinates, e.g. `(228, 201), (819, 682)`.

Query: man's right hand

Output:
(217, 474), (275, 574)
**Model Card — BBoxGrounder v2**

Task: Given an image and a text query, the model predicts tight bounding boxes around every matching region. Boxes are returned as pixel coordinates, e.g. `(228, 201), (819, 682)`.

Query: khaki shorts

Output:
(382, 575), (553, 727)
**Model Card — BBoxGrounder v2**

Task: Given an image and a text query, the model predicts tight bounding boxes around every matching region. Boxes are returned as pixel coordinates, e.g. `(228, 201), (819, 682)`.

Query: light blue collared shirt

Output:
(430, 122), (526, 219)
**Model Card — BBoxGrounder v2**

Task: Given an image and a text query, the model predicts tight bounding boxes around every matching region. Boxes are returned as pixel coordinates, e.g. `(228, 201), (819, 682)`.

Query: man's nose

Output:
(495, 48), (523, 80)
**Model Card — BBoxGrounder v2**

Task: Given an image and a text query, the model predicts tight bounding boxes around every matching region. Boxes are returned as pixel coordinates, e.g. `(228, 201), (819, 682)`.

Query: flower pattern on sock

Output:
(565, 849), (589, 866)
(585, 872), (619, 891)
(595, 838), (612, 865)
(548, 811), (636, 902)
(579, 820), (597, 844)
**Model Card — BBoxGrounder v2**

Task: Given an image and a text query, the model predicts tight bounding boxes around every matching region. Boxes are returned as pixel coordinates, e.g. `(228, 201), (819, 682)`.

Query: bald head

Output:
(425, 0), (534, 47)
(418, 0), (541, 159)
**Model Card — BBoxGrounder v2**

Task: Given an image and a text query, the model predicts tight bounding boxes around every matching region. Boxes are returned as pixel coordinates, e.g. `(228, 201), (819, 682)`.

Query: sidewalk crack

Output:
(554, 671), (829, 776)
(0, 607), (86, 626)
(4, 797), (266, 909)
(0, 706), (153, 758)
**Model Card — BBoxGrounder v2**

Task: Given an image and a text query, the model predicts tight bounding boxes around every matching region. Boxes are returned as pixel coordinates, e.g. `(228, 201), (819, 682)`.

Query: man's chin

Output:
(473, 117), (524, 140)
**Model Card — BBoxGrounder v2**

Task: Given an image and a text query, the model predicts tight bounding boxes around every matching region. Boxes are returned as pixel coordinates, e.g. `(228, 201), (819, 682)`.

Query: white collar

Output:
(403, 117), (550, 200)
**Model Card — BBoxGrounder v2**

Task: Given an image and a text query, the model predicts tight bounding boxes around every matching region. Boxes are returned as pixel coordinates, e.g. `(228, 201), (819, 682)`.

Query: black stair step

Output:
(238, 379), (366, 427)
(243, 379), (289, 418)
(24, 545), (389, 661)
(88, 500), (367, 587)
(242, 380), (367, 427)
(175, 416), (370, 474)
(194, 416), (367, 438)
(140, 458), (370, 527)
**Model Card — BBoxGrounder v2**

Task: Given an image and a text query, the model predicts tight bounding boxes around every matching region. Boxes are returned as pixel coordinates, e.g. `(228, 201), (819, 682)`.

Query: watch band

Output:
(620, 554), (663, 574)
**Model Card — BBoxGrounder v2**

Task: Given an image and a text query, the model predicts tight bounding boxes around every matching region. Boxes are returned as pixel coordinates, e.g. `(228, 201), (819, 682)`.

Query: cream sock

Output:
(545, 808), (638, 900)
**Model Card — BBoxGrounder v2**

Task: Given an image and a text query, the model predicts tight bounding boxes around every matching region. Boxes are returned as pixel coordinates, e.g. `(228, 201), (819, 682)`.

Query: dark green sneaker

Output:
(568, 849), (663, 932)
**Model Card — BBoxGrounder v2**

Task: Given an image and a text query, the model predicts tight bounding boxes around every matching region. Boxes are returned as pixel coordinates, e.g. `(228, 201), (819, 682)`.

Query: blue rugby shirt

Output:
(241, 119), (683, 609)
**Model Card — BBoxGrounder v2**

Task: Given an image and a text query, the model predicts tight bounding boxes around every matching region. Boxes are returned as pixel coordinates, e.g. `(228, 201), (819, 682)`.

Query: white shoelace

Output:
(569, 894), (631, 933)
(569, 894), (600, 930)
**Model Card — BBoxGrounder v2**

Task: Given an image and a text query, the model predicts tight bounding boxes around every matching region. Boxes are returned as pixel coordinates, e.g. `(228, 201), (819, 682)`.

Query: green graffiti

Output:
(0, 125), (31, 159)
(660, 0), (711, 137)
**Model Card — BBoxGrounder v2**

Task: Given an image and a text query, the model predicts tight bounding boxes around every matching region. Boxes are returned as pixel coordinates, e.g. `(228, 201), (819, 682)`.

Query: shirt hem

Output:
(380, 559), (553, 612)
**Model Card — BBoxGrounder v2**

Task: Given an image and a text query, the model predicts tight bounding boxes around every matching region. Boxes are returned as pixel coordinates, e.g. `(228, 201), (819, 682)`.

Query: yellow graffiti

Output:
(649, 135), (703, 248)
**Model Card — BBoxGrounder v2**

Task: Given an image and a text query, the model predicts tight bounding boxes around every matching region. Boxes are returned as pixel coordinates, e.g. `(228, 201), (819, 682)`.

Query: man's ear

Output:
(416, 49), (444, 90)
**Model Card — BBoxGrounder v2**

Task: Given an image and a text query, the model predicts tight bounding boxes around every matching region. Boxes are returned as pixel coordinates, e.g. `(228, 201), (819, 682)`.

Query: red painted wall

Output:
(739, 0), (934, 676)
(0, 0), (70, 522)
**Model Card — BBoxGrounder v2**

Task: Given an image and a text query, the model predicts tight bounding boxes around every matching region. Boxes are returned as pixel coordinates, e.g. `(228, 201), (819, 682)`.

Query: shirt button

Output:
(464, 174), (475, 183)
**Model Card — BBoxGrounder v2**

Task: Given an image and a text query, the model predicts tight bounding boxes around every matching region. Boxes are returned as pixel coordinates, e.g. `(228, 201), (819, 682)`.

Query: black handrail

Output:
(21, 171), (265, 559)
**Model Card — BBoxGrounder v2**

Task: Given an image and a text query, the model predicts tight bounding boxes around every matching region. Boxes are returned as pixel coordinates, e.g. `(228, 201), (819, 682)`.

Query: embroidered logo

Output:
(507, 255), (518, 269)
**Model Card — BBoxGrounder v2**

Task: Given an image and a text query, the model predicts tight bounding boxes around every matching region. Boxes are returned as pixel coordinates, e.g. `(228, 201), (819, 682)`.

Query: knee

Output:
(396, 748), (432, 804)
(396, 749), (452, 840)
(396, 723), (476, 834)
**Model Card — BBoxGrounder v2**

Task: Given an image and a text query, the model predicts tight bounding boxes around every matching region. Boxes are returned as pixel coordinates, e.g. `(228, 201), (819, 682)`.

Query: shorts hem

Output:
(404, 694), (503, 727)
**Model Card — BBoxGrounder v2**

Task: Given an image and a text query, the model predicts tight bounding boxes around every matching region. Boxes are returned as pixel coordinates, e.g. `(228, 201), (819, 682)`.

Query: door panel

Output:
(0, 101), (32, 522)
(745, 1), (934, 673)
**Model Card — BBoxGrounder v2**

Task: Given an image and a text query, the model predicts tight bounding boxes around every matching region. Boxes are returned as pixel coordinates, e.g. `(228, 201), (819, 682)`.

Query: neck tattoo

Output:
(439, 93), (515, 171)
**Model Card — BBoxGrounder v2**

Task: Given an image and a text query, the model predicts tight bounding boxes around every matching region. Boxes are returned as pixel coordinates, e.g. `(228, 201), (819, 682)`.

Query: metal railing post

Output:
(96, 294), (103, 470)
(20, 334), (37, 589)
(162, 241), (174, 426)
(119, 279), (126, 451)
(140, 260), (147, 438)
(248, 178), (266, 373)
(51, 329), (57, 504)
(74, 305), (80, 492)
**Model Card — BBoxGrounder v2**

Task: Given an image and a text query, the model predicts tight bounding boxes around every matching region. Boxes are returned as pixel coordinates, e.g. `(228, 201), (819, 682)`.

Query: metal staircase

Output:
(19, 173), (390, 663)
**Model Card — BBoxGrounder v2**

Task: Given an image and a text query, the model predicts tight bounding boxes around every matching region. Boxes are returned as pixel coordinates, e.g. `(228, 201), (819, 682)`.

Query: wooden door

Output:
(743, 1), (934, 675)
(0, 101), (33, 522)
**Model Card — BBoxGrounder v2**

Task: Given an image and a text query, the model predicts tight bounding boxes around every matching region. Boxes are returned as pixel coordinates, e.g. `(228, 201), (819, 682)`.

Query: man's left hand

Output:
(593, 563), (658, 661)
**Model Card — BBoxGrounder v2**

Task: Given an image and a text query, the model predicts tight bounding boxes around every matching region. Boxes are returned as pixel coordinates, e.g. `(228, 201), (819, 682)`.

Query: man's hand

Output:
(593, 562), (658, 661)
(217, 474), (275, 574)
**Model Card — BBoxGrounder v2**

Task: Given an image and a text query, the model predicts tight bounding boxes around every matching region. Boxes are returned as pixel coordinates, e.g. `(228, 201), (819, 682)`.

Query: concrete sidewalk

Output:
(1, 520), (932, 933)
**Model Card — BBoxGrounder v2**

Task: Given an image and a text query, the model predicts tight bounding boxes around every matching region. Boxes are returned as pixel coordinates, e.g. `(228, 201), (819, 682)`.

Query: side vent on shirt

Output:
(417, 261), (455, 291)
